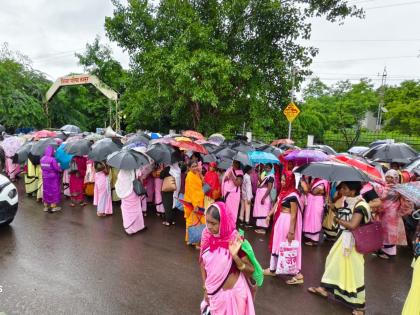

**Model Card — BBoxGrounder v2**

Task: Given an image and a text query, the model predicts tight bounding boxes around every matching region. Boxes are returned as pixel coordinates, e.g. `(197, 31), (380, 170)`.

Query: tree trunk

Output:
(191, 101), (200, 130)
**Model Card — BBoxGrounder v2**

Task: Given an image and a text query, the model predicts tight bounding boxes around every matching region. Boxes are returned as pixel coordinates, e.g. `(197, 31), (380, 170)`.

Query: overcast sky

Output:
(1, 0), (419, 90)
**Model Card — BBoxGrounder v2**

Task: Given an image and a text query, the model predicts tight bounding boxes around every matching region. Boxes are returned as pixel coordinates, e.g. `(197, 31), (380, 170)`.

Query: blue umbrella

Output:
(55, 143), (74, 170)
(148, 132), (162, 140)
(248, 151), (279, 166)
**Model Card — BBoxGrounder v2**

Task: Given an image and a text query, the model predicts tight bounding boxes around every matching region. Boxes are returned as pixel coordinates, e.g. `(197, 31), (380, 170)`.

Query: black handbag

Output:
(133, 179), (147, 196)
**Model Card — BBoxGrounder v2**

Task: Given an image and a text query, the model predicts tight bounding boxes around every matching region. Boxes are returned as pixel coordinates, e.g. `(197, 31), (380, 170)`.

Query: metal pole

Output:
(376, 67), (387, 130)
(288, 67), (295, 139)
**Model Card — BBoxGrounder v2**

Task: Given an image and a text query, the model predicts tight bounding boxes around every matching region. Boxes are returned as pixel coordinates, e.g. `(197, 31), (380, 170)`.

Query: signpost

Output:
(283, 102), (300, 139)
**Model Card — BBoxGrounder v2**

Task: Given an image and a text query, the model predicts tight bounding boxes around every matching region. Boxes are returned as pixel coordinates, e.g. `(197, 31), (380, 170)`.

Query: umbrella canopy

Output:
(148, 132), (162, 140)
(271, 139), (294, 146)
(13, 142), (33, 164)
(248, 151), (280, 165)
(230, 141), (255, 153)
(61, 124), (81, 134)
(55, 143), (74, 170)
(217, 158), (233, 170)
(146, 143), (183, 164)
(392, 182), (420, 205)
(64, 139), (91, 156)
(126, 134), (150, 146)
(333, 154), (383, 180)
(88, 138), (122, 162)
(170, 140), (208, 154)
(257, 144), (283, 157)
(107, 149), (150, 170)
(233, 151), (252, 167)
(306, 145), (337, 155)
(363, 143), (418, 164)
(285, 149), (329, 165)
(208, 133), (225, 143)
(348, 146), (370, 156)
(198, 142), (219, 153)
(182, 130), (205, 140)
(2, 136), (25, 157)
(295, 161), (370, 182)
(33, 130), (57, 140)
(369, 140), (388, 148)
(30, 138), (60, 157)
(85, 133), (104, 143)
(214, 146), (237, 159)
(202, 154), (218, 163)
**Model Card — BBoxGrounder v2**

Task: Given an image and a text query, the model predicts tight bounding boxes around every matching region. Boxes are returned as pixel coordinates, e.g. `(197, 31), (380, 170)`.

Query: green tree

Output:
(105, 0), (363, 134)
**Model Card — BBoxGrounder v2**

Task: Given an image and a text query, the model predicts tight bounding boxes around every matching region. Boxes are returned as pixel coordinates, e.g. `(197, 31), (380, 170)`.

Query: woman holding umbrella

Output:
(308, 181), (372, 315)
(253, 163), (275, 234)
(222, 160), (244, 223)
(40, 146), (62, 212)
(94, 162), (113, 217)
(69, 156), (87, 207)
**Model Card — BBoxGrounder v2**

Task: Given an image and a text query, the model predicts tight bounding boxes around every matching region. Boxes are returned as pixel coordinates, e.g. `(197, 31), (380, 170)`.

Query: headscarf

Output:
(200, 201), (238, 260)
(115, 169), (134, 199)
(385, 169), (399, 185)
(43, 145), (54, 157)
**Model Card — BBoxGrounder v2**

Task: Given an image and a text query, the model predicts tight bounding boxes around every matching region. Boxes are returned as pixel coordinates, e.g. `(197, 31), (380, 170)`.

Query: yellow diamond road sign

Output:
(283, 102), (300, 122)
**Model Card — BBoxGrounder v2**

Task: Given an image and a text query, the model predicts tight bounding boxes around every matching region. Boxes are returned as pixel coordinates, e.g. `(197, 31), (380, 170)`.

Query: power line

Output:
(309, 39), (420, 43)
(313, 55), (419, 63)
(364, 0), (420, 10)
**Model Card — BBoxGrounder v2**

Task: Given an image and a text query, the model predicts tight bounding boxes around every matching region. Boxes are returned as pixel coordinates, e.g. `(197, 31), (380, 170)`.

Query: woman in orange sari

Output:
(184, 161), (206, 247)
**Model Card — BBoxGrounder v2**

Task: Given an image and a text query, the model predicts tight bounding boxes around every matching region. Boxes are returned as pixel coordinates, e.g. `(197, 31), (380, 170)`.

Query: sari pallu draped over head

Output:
(200, 202), (238, 293)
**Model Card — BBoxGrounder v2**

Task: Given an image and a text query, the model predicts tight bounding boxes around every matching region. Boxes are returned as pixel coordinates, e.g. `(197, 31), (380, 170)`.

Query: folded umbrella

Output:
(146, 143), (183, 164)
(295, 161), (370, 182)
(248, 151), (280, 166)
(363, 143), (418, 164)
(285, 149), (329, 165)
(64, 139), (91, 156)
(107, 149), (150, 170)
(88, 138), (122, 162)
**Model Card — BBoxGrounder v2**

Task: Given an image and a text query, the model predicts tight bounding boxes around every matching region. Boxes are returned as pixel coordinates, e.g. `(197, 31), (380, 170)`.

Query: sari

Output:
(303, 179), (329, 242)
(200, 202), (255, 315)
(5, 157), (21, 180)
(253, 173), (274, 229)
(184, 171), (205, 242)
(25, 159), (39, 195)
(94, 170), (113, 215)
(222, 167), (244, 223)
(69, 156), (87, 202)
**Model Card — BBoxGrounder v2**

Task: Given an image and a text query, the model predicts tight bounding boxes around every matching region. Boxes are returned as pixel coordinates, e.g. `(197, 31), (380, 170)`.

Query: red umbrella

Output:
(333, 155), (383, 180)
(182, 130), (205, 140)
(271, 139), (294, 146)
(170, 140), (208, 154)
(33, 130), (57, 140)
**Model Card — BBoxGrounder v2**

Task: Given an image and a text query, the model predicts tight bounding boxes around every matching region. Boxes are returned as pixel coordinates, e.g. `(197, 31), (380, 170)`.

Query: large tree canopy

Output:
(105, 0), (363, 135)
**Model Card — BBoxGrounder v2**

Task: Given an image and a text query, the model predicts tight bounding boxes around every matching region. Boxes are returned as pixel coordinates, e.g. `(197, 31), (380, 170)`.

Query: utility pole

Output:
(288, 67), (296, 139)
(376, 67), (387, 131)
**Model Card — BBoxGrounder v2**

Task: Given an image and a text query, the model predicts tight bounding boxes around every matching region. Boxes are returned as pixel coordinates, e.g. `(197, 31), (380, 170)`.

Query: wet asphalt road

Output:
(0, 182), (413, 315)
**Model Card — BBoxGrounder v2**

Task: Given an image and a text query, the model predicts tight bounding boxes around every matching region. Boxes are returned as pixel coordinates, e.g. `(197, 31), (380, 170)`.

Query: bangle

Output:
(237, 263), (246, 271)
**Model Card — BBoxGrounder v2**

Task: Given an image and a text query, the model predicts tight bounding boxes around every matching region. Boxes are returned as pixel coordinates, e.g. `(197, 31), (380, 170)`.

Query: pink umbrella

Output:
(2, 136), (25, 157)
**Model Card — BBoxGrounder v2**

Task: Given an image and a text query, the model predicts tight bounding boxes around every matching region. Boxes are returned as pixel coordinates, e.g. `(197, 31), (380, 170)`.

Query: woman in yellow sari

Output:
(184, 161), (205, 247)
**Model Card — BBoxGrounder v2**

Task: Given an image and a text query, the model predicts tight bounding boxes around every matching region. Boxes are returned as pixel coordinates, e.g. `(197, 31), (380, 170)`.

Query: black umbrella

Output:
(257, 144), (283, 156)
(146, 143), (183, 164)
(13, 142), (33, 164)
(202, 154), (218, 163)
(126, 134), (150, 146)
(233, 152), (252, 167)
(295, 161), (370, 182)
(64, 139), (91, 156)
(30, 138), (59, 156)
(217, 158), (233, 170)
(214, 146), (237, 159)
(230, 141), (255, 153)
(107, 149), (150, 170)
(61, 124), (81, 134)
(363, 143), (418, 164)
(88, 138), (121, 162)
(202, 143), (219, 153)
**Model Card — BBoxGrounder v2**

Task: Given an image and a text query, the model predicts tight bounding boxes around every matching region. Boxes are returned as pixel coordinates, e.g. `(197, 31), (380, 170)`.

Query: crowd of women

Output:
(1, 131), (419, 315)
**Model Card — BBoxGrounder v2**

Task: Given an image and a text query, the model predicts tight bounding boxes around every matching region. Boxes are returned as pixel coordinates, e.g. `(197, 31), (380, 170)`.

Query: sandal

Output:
(69, 203), (76, 207)
(352, 309), (365, 315)
(263, 268), (276, 276)
(286, 276), (304, 285)
(162, 221), (171, 227)
(308, 287), (328, 298)
(97, 213), (106, 217)
(80, 202), (87, 207)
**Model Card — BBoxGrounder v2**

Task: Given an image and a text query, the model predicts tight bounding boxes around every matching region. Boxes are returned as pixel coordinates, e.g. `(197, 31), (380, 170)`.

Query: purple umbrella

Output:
(285, 149), (329, 166)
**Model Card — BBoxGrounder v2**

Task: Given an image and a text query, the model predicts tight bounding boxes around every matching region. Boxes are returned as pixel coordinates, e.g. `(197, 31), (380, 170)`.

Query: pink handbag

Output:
(352, 220), (383, 254)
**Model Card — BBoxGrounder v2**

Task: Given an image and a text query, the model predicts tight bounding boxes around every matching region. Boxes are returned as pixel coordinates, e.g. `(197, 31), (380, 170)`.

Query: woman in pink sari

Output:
(222, 160), (243, 223)
(94, 162), (113, 217)
(302, 178), (329, 245)
(69, 156), (87, 207)
(200, 202), (255, 315)
(115, 169), (146, 235)
(253, 163), (275, 234)
(154, 164), (165, 216)
(5, 157), (21, 182)
(265, 171), (305, 285)
(375, 169), (407, 258)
